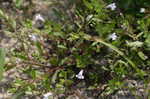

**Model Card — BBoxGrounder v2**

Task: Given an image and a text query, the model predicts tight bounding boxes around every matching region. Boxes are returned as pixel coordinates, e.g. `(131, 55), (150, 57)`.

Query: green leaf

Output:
(126, 41), (143, 48)
(76, 58), (86, 68)
(64, 80), (73, 86)
(51, 70), (60, 84)
(145, 34), (150, 48)
(76, 55), (89, 68)
(83, 0), (93, 10)
(14, 0), (23, 8)
(138, 51), (148, 60)
(35, 41), (43, 55)
(0, 48), (6, 81)
(58, 45), (67, 49)
(0, 9), (4, 18)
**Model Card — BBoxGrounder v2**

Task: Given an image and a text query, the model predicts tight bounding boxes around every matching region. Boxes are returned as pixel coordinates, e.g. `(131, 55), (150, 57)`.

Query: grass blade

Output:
(0, 48), (6, 81)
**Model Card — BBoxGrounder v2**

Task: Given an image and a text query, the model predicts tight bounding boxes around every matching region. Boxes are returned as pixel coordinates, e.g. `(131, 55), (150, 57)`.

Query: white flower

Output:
(121, 24), (127, 30)
(35, 14), (45, 22)
(109, 33), (117, 40)
(140, 8), (145, 13)
(106, 3), (116, 11)
(43, 92), (53, 99)
(29, 34), (38, 41)
(76, 70), (84, 79)
(86, 14), (93, 21)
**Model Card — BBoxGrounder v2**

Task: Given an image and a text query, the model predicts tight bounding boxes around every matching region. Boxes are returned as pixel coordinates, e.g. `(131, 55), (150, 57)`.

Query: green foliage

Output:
(14, 0), (24, 8)
(0, 9), (16, 30)
(0, 48), (5, 81)
(2, 0), (150, 98)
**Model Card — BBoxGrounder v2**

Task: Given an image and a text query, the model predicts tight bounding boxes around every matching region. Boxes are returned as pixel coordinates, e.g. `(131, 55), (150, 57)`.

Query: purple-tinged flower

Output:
(109, 33), (117, 41)
(29, 34), (38, 41)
